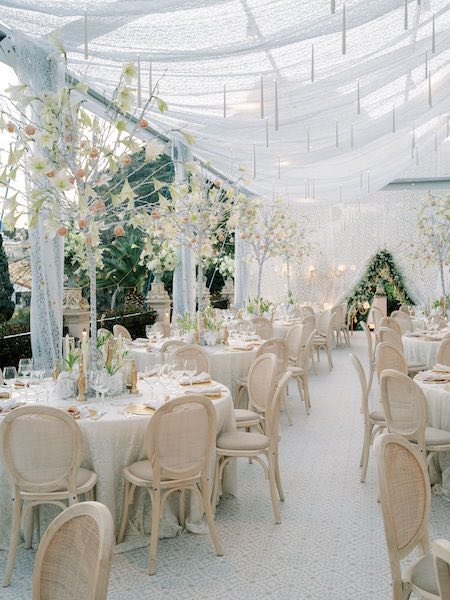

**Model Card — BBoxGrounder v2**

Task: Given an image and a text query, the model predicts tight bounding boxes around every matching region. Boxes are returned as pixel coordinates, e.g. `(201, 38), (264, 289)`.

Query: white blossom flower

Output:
(145, 139), (164, 163)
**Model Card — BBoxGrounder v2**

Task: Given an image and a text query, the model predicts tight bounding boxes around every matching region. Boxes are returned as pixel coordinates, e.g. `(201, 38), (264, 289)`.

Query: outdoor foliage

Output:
(0, 233), (14, 323)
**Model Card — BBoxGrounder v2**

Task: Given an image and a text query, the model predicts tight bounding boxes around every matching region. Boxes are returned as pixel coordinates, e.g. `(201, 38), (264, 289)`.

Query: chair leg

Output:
(200, 480), (223, 556)
(24, 504), (34, 549)
(148, 489), (161, 576)
(282, 393), (293, 426)
(211, 456), (221, 510)
(178, 490), (185, 528)
(326, 344), (333, 371)
(268, 455), (281, 524)
(274, 452), (285, 501)
(3, 492), (22, 587)
(117, 479), (132, 544)
(311, 351), (318, 375)
(360, 425), (372, 483)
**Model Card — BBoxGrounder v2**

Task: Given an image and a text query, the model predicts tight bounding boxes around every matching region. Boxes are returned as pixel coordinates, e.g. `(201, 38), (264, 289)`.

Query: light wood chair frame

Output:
(433, 539), (450, 598)
(112, 324), (132, 340)
(313, 310), (335, 371)
(213, 371), (292, 524)
(0, 405), (96, 587)
(32, 501), (114, 600)
(117, 395), (222, 575)
(375, 433), (439, 600)
(173, 344), (211, 375)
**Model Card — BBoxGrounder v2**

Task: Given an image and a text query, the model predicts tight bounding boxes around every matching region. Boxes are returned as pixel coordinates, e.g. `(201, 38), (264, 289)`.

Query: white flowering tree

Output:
(243, 196), (309, 298)
(276, 212), (311, 296)
(146, 165), (255, 333)
(411, 193), (449, 298)
(0, 51), (170, 362)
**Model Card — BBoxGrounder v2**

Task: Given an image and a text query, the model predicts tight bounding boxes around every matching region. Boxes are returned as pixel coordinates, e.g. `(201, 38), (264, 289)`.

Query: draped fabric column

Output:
(15, 34), (64, 369)
(171, 136), (196, 318)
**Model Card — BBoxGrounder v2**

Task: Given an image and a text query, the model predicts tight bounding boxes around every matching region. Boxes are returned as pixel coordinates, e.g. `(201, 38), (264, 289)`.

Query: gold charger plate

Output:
(126, 404), (156, 416)
(179, 379), (212, 386)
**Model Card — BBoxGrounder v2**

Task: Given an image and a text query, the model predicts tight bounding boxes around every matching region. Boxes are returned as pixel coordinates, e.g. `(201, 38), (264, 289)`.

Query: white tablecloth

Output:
(415, 378), (450, 498)
(131, 344), (257, 398)
(403, 334), (443, 369)
(272, 320), (301, 339)
(0, 380), (236, 549)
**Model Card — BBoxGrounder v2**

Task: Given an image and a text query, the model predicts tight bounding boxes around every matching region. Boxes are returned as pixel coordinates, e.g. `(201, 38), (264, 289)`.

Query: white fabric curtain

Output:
(171, 136), (196, 318)
(13, 34), (64, 369)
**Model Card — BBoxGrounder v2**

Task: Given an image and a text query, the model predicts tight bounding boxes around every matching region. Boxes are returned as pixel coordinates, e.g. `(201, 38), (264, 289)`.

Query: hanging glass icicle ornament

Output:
(416, 145), (419, 165)
(367, 171), (370, 193)
(404, 0), (408, 30)
(274, 80), (279, 131)
(223, 84), (227, 118)
(311, 44), (315, 83)
(331, 0), (336, 14)
(411, 127), (416, 158)
(425, 50), (428, 79)
(428, 72), (432, 107)
(307, 127), (310, 152)
(84, 7), (88, 59)
(137, 54), (142, 107)
(265, 117), (269, 147)
(357, 79), (360, 114)
(253, 143), (256, 178)
(149, 61), (153, 95)
(447, 117), (449, 137)
(432, 13), (436, 54)
(260, 74), (264, 118)
(342, 3), (347, 55)
(278, 156), (281, 179)
(350, 124), (354, 149)
(312, 179), (315, 200)
(434, 132), (438, 152)
(360, 170), (363, 188)
(335, 120), (339, 148)
(392, 105), (396, 133)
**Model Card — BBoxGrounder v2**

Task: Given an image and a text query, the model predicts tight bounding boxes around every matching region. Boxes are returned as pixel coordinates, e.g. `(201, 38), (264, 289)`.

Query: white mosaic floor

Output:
(1, 332), (449, 599)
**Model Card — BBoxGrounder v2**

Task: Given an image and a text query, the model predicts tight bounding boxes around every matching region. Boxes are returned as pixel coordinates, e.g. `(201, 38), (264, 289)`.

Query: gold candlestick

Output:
(77, 364), (87, 402)
(52, 359), (61, 381)
(130, 359), (139, 395)
(223, 325), (229, 345)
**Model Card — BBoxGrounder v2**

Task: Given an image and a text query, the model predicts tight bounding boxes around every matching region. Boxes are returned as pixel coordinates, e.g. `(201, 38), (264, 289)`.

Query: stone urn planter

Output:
(63, 287), (90, 340)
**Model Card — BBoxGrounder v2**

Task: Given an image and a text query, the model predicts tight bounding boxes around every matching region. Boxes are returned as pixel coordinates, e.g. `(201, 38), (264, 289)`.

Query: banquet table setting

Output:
(403, 327), (450, 369)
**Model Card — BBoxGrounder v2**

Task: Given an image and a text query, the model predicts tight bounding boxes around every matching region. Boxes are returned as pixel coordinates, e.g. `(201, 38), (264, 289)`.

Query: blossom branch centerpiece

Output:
(1, 45), (171, 370)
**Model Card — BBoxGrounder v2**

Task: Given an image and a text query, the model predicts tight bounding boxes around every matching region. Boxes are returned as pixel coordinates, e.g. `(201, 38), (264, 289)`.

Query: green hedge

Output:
(0, 309), (157, 369)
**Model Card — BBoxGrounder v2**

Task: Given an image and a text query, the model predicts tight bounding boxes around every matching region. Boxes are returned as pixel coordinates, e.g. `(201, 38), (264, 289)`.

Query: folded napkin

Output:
(127, 338), (149, 348)
(0, 398), (23, 412)
(180, 372), (211, 385)
(415, 370), (450, 383)
(433, 364), (450, 374)
(405, 331), (422, 337)
(183, 384), (223, 397)
(0, 389), (11, 399)
(228, 341), (253, 350)
(243, 334), (260, 341)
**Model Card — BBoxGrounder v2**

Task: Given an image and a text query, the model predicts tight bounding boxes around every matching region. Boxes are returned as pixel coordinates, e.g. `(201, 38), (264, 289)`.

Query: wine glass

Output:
(91, 371), (108, 409)
(3, 366), (18, 392)
(172, 357), (185, 387)
(145, 325), (153, 341)
(18, 358), (32, 398)
(184, 358), (197, 390)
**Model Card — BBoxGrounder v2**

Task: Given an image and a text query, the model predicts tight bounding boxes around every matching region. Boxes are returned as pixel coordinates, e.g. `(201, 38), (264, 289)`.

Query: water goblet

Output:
(184, 359), (197, 391)
(18, 358), (32, 399)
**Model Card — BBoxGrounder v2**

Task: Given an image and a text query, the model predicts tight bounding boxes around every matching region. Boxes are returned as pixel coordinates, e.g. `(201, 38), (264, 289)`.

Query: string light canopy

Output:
(0, 0), (449, 205)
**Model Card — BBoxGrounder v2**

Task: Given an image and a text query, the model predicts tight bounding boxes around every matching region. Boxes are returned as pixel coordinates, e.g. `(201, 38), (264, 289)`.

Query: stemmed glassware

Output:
(184, 359), (197, 390)
(3, 366), (18, 394)
(18, 358), (32, 399)
(90, 370), (108, 409)
(145, 325), (153, 341)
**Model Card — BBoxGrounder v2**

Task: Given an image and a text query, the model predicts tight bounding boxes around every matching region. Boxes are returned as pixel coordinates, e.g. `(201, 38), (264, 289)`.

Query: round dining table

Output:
(402, 330), (448, 369)
(130, 342), (258, 399)
(0, 378), (236, 550)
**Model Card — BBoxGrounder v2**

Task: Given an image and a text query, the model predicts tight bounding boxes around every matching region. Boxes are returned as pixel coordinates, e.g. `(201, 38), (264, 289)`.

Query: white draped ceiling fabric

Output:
(1, 0), (449, 203)
(1, 0), (449, 308)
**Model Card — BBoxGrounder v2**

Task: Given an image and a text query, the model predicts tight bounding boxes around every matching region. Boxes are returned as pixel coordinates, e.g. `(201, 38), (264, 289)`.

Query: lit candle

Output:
(137, 54), (142, 108)
(253, 143), (256, 178)
(223, 84), (227, 118)
(84, 7), (88, 60)
(342, 3), (346, 55)
(311, 44), (315, 83)
(260, 74), (264, 119)
(274, 80), (279, 130)
(64, 334), (70, 361)
(265, 117), (269, 147)
(81, 330), (88, 373)
(149, 61), (153, 95)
